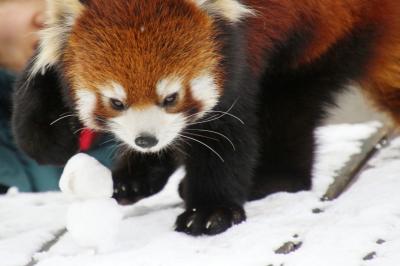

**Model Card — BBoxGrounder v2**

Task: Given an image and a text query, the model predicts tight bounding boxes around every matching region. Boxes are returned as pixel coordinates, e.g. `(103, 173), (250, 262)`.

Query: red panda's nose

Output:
(135, 134), (159, 148)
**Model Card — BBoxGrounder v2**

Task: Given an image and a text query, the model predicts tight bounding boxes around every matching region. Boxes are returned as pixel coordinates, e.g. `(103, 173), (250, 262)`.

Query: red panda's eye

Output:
(162, 93), (178, 107)
(110, 98), (126, 111)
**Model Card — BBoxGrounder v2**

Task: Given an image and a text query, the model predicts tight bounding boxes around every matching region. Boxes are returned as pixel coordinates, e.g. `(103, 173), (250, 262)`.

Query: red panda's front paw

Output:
(112, 179), (149, 205)
(175, 205), (246, 236)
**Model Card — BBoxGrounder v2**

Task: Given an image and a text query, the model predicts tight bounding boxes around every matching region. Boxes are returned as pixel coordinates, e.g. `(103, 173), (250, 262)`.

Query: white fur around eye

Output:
(31, 0), (85, 76)
(75, 89), (97, 129)
(192, 0), (254, 22)
(156, 77), (184, 99)
(190, 74), (220, 112)
(100, 82), (127, 101)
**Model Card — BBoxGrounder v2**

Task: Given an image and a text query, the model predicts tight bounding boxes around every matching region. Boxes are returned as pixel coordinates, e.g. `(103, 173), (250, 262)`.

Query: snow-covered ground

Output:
(1, 122), (400, 266)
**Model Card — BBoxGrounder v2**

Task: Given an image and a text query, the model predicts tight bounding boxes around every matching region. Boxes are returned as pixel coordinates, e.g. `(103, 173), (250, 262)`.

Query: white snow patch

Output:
(66, 199), (123, 252)
(1, 122), (400, 266)
(313, 121), (381, 195)
(0, 193), (73, 266)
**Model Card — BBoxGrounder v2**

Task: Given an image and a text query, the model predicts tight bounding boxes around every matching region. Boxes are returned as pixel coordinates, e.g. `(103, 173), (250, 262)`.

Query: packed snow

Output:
(1, 122), (400, 266)
(60, 153), (123, 251)
(59, 153), (113, 199)
(66, 199), (123, 252)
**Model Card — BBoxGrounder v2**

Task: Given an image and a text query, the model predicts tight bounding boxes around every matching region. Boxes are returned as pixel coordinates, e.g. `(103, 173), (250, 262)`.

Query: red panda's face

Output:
(63, 0), (222, 152)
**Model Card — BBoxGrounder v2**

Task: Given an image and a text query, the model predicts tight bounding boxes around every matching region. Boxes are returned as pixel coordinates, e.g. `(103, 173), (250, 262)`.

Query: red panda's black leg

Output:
(247, 21), (380, 200)
(112, 151), (178, 205)
(249, 93), (316, 200)
(175, 114), (258, 236)
(248, 71), (345, 200)
(12, 62), (80, 166)
(249, 124), (315, 201)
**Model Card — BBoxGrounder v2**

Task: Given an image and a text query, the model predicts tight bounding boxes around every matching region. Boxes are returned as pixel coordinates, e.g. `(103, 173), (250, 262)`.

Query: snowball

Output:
(60, 154), (123, 251)
(66, 198), (123, 251)
(6, 187), (19, 196)
(60, 153), (113, 199)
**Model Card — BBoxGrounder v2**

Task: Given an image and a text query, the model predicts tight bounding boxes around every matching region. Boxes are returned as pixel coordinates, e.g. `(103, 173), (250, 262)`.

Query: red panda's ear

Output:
(190, 0), (254, 23)
(30, 0), (86, 76)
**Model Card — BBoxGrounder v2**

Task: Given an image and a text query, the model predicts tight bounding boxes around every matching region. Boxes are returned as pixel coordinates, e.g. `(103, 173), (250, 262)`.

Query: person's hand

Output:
(0, 0), (45, 72)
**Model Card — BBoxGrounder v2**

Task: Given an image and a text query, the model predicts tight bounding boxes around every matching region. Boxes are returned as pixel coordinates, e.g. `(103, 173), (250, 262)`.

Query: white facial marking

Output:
(75, 89), (97, 129)
(156, 77), (184, 99)
(193, 0), (254, 23)
(195, 0), (208, 5)
(110, 106), (186, 153)
(31, 0), (85, 76)
(100, 82), (127, 101)
(190, 74), (220, 114)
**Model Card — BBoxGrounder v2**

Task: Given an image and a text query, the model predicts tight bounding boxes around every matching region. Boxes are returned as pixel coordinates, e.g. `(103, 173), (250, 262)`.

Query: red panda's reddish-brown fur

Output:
(61, 0), (400, 124)
(358, 2), (400, 125)
(245, 0), (400, 124)
(245, 0), (399, 70)
(63, 0), (221, 118)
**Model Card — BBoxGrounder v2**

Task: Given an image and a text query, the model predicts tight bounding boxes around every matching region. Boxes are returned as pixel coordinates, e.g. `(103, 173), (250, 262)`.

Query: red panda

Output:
(12, 0), (400, 236)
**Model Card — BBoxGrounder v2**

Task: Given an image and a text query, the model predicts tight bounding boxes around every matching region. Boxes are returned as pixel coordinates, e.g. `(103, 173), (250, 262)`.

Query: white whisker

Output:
(204, 111), (244, 124)
(186, 128), (236, 151)
(184, 132), (220, 142)
(187, 98), (243, 126)
(107, 142), (126, 161)
(177, 136), (192, 147)
(188, 110), (243, 126)
(50, 114), (78, 125)
(100, 138), (117, 146)
(178, 134), (224, 163)
(73, 127), (86, 135)
(172, 142), (191, 158)
(175, 147), (190, 157)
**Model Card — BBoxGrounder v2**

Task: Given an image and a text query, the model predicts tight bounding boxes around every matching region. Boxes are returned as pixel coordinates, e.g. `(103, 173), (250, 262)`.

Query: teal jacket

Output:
(0, 69), (115, 192)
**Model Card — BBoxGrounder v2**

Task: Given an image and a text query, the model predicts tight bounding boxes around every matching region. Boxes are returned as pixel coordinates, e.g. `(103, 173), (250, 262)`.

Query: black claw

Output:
(112, 180), (146, 205)
(175, 210), (204, 236)
(175, 206), (246, 236)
